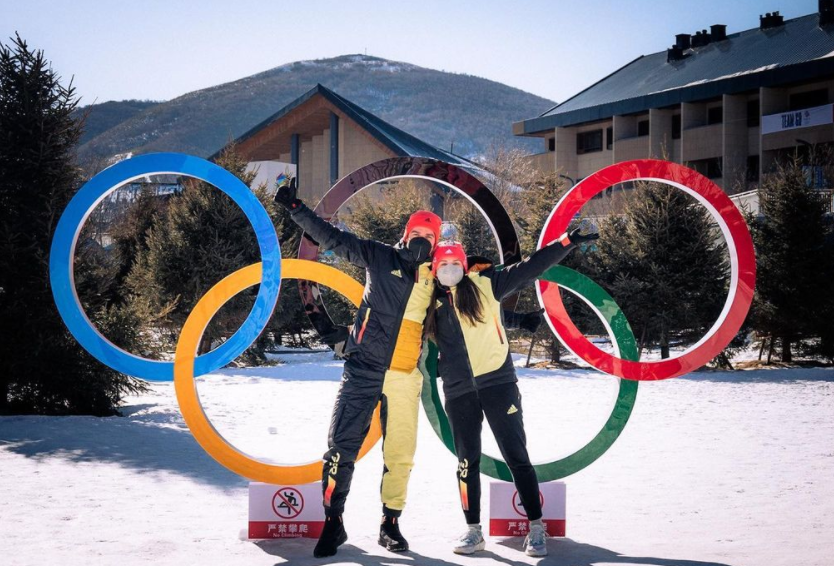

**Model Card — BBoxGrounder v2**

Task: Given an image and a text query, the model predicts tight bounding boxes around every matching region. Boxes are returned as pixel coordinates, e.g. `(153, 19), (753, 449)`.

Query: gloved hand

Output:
(569, 218), (599, 244)
(519, 309), (545, 333)
(274, 176), (301, 210)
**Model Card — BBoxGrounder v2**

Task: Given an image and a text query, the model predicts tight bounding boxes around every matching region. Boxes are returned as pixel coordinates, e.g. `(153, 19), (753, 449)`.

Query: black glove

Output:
(568, 218), (599, 244)
(520, 309), (545, 333)
(274, 176), (301, 210)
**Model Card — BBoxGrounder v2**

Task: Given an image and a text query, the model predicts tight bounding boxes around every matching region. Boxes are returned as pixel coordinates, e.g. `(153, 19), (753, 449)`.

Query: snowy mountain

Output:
(76, 54), (556, 164)
(72, 99), (160, 146)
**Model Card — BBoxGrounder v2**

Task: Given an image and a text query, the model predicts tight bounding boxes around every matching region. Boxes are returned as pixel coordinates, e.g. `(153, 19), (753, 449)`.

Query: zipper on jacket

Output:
(357, 308), (371, 343)
(445, 289), (479, 391)
(382, 258), (420, 370)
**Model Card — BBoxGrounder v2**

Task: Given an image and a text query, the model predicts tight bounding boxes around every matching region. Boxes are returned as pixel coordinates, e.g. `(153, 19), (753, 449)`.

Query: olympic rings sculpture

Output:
(50, 153), (755, 484)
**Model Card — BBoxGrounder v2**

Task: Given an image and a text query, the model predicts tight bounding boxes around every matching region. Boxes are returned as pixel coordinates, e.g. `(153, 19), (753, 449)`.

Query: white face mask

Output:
(437, 264), (465, 287)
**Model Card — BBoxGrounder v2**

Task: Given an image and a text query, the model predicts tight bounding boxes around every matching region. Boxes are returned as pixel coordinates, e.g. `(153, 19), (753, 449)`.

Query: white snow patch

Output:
(650, 64), (780, 94)
(1, 351), (832, 565)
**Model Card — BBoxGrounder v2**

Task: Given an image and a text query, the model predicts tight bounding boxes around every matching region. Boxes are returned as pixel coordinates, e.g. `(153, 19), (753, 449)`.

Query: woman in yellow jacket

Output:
(424, 222), (598, 557)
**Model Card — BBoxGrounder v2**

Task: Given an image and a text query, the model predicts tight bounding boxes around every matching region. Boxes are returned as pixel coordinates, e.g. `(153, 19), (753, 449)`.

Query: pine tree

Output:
(109, 186), (167, 298)
(346, 180), (434, 244)
(0, 35), (146, 415)
(750, 157), (834, 362)
(126, 146), (290, 361)
(446, 196), (499, 261)
(266, 199), (312, 348)
(513, 173), (582, 364)
(586, 181), (730, 359)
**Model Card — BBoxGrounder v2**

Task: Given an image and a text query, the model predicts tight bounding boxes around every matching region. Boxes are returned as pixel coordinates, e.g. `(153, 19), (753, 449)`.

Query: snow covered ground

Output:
(1, 350), (833, 566)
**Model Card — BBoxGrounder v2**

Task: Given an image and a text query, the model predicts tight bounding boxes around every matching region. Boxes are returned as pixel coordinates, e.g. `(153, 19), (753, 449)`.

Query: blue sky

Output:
(1, 0), (821, 107)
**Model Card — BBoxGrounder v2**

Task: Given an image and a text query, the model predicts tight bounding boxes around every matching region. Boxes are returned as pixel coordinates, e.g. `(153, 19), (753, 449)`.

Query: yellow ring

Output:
(174, 258), (381, 484)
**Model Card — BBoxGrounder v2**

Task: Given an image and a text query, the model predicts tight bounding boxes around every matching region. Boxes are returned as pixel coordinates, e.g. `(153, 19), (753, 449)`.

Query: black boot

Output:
(313, 515), (347, 558)
(378, 514), (409, 552)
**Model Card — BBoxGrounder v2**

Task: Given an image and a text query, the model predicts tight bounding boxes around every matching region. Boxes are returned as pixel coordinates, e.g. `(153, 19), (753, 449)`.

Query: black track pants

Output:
(445, 382), (542, 524)
(322, 366), (383, 517)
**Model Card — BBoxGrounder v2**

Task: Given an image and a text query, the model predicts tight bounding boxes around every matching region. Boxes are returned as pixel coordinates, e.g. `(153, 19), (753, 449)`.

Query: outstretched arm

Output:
(276, 178), (389, 268)
(489, 221), (599, 300)
(489, 240), (575, 300)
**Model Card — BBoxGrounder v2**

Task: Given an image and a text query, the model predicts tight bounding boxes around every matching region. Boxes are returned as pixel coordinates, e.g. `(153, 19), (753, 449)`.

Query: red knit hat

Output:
(432, 241), (468, 274)
(403, 210), (442, 243)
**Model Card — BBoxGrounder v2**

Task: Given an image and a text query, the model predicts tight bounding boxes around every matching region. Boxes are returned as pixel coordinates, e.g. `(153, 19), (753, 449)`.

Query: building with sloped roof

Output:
(514, 2), (834, 193)
(226, 83), (480, 213)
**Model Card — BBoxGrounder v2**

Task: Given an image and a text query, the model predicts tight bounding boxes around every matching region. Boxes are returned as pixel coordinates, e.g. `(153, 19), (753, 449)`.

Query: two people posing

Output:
(274, 179), (598, 558)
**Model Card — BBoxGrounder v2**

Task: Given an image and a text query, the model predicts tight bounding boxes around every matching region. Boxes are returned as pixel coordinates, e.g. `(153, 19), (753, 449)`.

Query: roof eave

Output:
(516, 56), (834, 134)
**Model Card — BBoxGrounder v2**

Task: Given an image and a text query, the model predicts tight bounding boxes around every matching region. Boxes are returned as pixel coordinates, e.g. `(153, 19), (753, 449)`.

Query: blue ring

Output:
(49, 153), (281, 382)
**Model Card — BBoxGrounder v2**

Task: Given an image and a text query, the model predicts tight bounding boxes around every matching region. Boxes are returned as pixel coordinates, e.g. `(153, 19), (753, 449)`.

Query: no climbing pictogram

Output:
(272, 487), (304, 519)
(512, 490), (545, 518)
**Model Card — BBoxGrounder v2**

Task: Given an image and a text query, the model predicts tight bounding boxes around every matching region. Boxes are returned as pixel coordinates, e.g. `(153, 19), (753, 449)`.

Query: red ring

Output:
(537, 159), (756, 381)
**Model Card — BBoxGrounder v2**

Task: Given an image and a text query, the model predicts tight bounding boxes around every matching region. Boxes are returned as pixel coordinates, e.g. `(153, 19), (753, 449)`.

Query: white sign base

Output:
(489, 481), (566, 537)
(248, 482), (324, 539)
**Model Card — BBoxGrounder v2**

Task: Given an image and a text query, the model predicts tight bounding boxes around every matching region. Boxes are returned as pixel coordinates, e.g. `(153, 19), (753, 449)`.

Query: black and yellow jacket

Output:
(290, 203), (434, 376)
(432, 241), (575, 400)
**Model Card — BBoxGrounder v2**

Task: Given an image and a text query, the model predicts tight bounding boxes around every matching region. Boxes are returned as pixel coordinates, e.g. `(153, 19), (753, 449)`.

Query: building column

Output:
(649, 108), (673, 159)
(760, 86), (788, 178)
(612, 115), (636, 164)
(680, 102), (700, 163)
(329, 113), (339, 186)
(311, 134), (325, 198)
(723, 94), (748, 192)
(290, 133), (300, 186)
(553, 126), (577, 182)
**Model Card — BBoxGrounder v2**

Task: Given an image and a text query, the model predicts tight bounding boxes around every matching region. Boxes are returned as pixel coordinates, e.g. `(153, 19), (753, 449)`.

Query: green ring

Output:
(419, 265), (639, 481)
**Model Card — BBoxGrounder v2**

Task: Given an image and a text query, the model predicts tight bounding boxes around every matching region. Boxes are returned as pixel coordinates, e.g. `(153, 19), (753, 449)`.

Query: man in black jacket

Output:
(275, 180), (440, 557)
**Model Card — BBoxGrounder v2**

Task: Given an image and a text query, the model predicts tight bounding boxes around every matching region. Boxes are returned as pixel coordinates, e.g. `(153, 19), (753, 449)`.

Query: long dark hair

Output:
(425, 275), (485, 339)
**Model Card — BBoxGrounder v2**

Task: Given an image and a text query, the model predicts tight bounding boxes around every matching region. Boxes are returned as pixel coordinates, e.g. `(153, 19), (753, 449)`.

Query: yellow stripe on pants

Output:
(380, 366), (423, 512)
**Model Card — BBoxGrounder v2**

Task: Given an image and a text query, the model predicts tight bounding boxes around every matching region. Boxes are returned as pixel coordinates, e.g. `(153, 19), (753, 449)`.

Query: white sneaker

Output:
(523, 523), (548, 556)
(453, 525), (486, 555)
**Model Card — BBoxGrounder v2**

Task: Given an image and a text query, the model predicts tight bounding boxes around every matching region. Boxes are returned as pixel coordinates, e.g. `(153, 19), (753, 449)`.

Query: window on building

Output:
(706, 157), (723, 179)
(747, 99), (760, 127)
(789, 88), (828, 111)
(690, 157), (723, 179)
(672, 114), (682, 139)
(548, 137), (555, 152)
(606, 127), (613, 150)
(707, 106), (723, 125)
(576, 129), (603, 154)
(746, 155), (760, 183)
(637, 120), (649, 137)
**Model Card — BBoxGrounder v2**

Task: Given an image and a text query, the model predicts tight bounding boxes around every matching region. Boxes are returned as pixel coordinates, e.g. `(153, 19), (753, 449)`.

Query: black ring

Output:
(297, 157), (521, 348)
